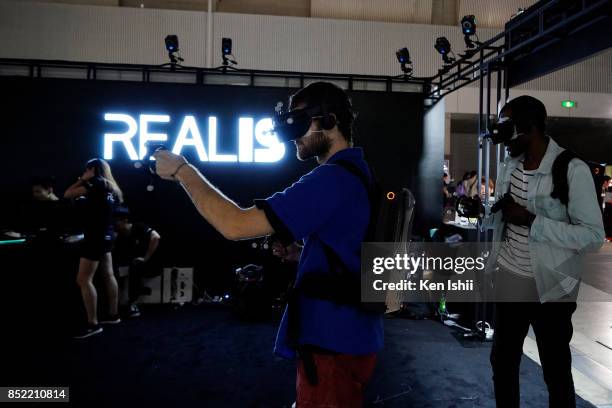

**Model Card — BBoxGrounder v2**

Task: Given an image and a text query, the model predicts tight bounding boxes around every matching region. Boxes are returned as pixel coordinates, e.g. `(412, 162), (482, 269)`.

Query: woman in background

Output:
(454, 172), (469, 197)
(65, 158), (124, 339)
(464, 171), (479, 198)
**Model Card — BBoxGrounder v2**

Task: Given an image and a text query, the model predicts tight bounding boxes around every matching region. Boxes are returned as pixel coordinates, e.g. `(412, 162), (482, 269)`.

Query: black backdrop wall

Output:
(0, 77), (440, 286)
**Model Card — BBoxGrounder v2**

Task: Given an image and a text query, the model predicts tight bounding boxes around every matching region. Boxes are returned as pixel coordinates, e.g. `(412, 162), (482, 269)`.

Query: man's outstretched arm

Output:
(153, 151), (274, 241)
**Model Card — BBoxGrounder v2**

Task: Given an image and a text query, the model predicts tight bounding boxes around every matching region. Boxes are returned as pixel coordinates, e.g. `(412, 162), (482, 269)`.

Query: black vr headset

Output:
(486, 116), (523, 145)
(271, 104), (337, 143)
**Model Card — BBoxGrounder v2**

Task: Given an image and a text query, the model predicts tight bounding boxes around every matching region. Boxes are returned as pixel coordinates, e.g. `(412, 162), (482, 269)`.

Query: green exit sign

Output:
(561, 100), (576, 108)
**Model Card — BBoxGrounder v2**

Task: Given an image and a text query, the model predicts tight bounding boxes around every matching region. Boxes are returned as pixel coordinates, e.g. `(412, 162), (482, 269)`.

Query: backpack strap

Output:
(332, 159), (371, 196)
(295, 160), (370, 304)
(333, 159), (379, 240)
(319, 160), (372, 277)
(550, 150), (578, 206)
(292, 160), (387, 315)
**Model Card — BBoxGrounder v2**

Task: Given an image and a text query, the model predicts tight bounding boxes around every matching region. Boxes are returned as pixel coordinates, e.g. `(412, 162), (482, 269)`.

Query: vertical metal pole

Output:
(484, 63), (491, 210)
(477, 50), (484, 238)
(496, 59), (502, 184)
(206, 0), (214, 68)
(476, 51), (486, 340)
(503, 65), (510, 161)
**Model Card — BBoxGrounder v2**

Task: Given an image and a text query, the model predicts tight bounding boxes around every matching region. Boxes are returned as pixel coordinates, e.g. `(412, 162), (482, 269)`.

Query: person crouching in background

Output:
(113, 208), (161, 318)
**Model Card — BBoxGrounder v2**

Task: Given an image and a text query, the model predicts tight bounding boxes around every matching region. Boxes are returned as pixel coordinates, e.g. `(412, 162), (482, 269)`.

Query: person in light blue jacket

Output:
(486, 96), (604, 408)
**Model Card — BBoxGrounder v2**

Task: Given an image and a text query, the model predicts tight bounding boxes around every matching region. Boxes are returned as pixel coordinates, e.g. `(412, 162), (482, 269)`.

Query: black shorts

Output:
(81, 237), (113, 261)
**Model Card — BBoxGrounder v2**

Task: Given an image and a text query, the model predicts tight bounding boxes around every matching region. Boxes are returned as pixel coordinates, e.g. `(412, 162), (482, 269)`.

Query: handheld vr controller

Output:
(455, 195), (483, 218)
(491, 193), (514, 214)
(133, 143), (168, 191)
(146, 144), (168, 175)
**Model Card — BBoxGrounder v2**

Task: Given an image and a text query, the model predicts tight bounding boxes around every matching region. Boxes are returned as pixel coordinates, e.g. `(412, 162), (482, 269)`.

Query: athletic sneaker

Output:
(73, 324), (103, 339)
(128, 304), (141, 318)
(99, 314), (121, 325)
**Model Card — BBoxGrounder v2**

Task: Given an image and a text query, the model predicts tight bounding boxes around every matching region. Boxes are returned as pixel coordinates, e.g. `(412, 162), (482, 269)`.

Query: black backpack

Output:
(550, 150), (601, 209)
(294, 160), (416, 314)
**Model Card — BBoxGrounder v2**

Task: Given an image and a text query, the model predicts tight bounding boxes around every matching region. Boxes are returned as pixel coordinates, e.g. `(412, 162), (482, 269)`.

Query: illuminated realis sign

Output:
(103, 113), (285, 163)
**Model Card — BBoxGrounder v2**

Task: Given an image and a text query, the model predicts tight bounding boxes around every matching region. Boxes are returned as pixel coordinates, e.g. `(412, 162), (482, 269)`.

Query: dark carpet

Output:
(8, 304), (597, 408)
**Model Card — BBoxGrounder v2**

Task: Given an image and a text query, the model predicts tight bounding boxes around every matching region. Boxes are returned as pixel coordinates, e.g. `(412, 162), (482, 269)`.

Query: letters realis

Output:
(103, 113), (285, 163)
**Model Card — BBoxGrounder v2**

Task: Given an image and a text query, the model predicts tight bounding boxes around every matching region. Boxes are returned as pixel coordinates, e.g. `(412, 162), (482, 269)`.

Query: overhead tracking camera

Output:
(395, 47), (413, 76)
(461, 15), (476, 36)
(221, 37), (237, 67)
(164, 35), (184, 65)
(396, 47), (411, 64)
(222, 38), (232, 56)
(165, 35), (179, 52)
(461, 15), (481, 49)
(434, 37), (455, 65)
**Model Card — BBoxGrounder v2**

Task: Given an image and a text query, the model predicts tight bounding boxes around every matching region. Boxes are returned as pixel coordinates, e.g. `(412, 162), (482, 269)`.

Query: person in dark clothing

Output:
(114, 210), (161, 318)
(442, 172), (452, 205)
(31, 176), (60, 202)
(17, 176), (65, 237)
(487, 96), (604, 408)
(64, 158), (124, 339)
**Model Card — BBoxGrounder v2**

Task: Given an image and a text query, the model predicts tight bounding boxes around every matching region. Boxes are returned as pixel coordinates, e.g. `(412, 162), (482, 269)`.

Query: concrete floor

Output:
(525, 242), (612, 408)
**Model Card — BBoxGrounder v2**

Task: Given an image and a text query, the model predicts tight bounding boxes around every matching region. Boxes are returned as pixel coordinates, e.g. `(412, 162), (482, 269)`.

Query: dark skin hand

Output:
(271, 240), (302, 263)
(501, 196), (536, 227)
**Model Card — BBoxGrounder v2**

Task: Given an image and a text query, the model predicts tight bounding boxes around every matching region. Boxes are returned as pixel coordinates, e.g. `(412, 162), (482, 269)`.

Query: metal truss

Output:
(0, 58), (427, 94)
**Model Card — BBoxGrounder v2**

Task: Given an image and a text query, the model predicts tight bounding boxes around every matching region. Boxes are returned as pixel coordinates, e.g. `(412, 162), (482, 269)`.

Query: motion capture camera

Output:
(486, 117), (520, 145)
(271, 103), (336, 143)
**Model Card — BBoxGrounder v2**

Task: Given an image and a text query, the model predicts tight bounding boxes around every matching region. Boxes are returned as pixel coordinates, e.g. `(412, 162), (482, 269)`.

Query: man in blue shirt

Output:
(154, 82), (383, 407)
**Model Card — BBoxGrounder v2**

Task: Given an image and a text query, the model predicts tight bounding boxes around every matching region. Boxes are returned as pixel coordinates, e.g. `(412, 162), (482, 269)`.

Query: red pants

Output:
(296, 352), (377, 408)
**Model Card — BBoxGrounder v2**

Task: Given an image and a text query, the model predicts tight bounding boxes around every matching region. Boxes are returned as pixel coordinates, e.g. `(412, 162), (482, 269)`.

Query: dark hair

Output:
(289, 81), (356, 143)
(31, 176), (55, 189)
(501, 95), (547, 135)
(86, 158), (124, 203)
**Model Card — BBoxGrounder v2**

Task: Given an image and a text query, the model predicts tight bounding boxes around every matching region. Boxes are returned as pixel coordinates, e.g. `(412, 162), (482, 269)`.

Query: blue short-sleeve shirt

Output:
(255, 147), (384, 359)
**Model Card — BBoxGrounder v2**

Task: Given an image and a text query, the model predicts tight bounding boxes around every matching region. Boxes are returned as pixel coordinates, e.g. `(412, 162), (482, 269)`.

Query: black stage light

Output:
(435, 37), (455, 64)
(222, 38), (232, 57)
(165, 35), (179, 52)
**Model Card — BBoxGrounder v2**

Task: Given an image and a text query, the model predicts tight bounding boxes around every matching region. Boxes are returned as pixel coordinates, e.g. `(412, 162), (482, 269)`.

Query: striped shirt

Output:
(497, 161), (535, 278)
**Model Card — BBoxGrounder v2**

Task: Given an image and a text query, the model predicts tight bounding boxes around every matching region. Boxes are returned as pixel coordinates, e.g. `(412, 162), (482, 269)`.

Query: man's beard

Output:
(295, 131), (332, 161)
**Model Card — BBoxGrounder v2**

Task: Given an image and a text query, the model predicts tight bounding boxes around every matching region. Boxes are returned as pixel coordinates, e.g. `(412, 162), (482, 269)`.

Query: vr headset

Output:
(271, 104), (337, 143)
(486, 116), (522, 145)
